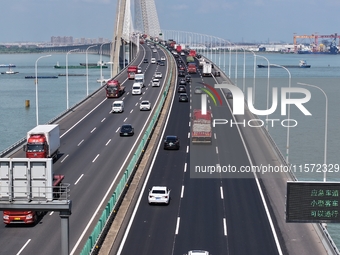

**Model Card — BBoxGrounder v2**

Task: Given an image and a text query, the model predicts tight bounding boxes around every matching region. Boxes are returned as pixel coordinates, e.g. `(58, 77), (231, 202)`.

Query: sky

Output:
(1, 0), (340, 44)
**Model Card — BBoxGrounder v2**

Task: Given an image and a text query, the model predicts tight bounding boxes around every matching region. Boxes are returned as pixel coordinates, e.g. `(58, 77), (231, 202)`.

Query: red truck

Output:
(189, 49), (196, 57)
(192, 109), (212, 143)
(106, 79), (125, 98)
(188, 63), (197, 74)
(176, 45), (182, 53)
(24, 124), (60, 160)
(127, 65), (138, 79)
(3, 175), (65, 225)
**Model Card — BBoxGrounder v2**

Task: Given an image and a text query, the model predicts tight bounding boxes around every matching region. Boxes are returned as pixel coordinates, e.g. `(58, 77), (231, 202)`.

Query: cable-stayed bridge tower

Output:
(110, 0), (161, 76)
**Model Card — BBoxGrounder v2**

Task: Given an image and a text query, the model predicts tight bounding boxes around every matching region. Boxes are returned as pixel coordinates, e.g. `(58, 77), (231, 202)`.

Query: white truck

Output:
(134, 73), (145, 87)
(202, 62), (212, 76)
(24, 124), (60, 159)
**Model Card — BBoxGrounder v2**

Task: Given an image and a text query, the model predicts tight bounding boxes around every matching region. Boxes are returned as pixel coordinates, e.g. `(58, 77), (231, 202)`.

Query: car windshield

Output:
(27, 144), (44, 152)
(113, 103), (121, 107)
(152, 190), (166, 194)
(141, 102), (149, 105)
(166, 137), (177, 142)
(121, 126), (131, 131)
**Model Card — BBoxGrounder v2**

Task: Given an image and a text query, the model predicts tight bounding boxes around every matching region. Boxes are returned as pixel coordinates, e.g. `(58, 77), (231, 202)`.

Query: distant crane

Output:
(293, 33), (340, 53)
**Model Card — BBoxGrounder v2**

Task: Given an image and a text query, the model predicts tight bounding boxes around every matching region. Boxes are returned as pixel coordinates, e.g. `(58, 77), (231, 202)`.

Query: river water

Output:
(0, 51), (339, 247)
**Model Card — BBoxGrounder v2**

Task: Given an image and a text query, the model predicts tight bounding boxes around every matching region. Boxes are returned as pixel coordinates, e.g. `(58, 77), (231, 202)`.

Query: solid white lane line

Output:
(61, 154), (69, 163)
(92, 154), (99, 162)
(184, 163), (187, 172)
(220, 186), (224, 199)
(101, 118), (106, 122)
(75, 174), (84, 185)
(77, 139), (84, 146)
(105, 139), (111, 146)
(90, 127), (96, 133)
(175, 217), (180, 235)
(223, 218), (228, 236)
(181, 186), (184, 198)
(16, 239), (31, 255)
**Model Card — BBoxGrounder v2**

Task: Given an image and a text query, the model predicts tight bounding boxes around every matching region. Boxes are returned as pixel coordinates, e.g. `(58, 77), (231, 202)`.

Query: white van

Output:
(132, 83), (142, 95)
(111, 100), (124, 113)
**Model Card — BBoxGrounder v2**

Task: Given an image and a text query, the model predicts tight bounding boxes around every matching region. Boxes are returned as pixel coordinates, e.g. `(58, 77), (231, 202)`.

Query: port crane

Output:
(293, 33), (340, 53)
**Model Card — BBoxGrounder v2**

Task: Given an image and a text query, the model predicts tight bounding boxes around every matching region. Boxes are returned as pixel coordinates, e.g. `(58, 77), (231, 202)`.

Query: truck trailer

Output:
(192, 109), (212, 143)
(127, 65), (138, 79)
(202, 62), (212, 76)
(24, 124), (60, 159)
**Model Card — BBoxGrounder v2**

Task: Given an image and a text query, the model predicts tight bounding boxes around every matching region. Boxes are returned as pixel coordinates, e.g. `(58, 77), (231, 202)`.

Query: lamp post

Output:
(241, 48), (246, 94)
(99, 42), (110, 84)
(86, 45), (98, 96)
(298, 82), (328, 182)
(253, 53), (270, 130)
(35, 54), (52, 126)
(66, 48), (79, 110)
(270, 64), (291, 164)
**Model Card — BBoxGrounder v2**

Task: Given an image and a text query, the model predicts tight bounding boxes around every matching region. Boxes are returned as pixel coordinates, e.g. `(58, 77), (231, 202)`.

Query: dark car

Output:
(178, 71), (185, 77)
(143, 58), (148, 63)
(214, 71), (220, 77)
(159, 61), (165, 66)
(179, 65), (185, 71)
(179, 78), (186, 85)
(226, 91), (233, 99)
(119, 124), (134, 136)
(179, 93), (189, 102)
(164, 135), (180, 150)
(185, 75), (191, 83)
(177, 85), (186, 93)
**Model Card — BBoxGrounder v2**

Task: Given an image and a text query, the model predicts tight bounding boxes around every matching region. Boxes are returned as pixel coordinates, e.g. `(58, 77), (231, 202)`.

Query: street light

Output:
(270, 64), (291, 164)
(66, 48), (79, 110)
(35, 54), (52, 126)
(241, 48), (246, 94)
(253, 53), (270, 130)
(298, 82), (328, 182)
(86, 45), (98, 96)
(99, 42), (110, 84)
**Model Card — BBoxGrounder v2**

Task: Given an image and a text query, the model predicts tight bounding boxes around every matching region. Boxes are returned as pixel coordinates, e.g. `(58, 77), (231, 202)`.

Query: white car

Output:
(140, 100), (151, 111)
(152, 78), (160, 87)
(132, 83), (142, 95)
(180, 52), (185, 56)
(148, 186), (170, 204)
(137, 67), (142, 73)
(188, 251), (209, 255)
(154, 72), (162, 78)
(160, 56), (166, 61)
(151, 58), (156, 64)
(153, 49), (157, 53)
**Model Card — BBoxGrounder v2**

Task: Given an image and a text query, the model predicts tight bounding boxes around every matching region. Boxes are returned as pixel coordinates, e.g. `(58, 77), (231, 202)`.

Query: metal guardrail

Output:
(79, 43), (174, 255)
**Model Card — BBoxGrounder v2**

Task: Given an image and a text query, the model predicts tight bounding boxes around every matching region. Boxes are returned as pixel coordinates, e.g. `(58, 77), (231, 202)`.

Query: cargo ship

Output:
(54, 62), (108, 69)
(258, 60), (311, 68)
(0, 64), (16, 68)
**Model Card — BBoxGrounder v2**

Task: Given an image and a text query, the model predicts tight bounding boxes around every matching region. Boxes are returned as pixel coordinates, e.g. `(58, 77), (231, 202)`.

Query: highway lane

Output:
(0, 44), (172, 254)
(117, 53), (281, 255)
(117, 56), (192, 254)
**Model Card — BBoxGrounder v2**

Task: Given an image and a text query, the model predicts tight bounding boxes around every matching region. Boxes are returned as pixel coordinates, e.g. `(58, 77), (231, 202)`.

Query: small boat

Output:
(0, 64), (16, 68)
(1, 68), (19, 74)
